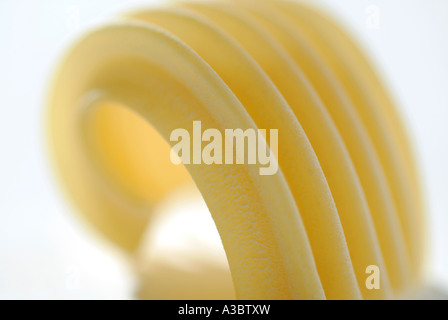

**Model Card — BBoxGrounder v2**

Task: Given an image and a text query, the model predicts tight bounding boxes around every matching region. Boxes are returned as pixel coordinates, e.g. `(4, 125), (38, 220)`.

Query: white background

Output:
(0, 0), (447, 299)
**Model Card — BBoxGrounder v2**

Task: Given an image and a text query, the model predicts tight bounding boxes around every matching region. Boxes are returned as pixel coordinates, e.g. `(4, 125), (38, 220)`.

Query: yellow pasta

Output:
(47, 0), (425, 300)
